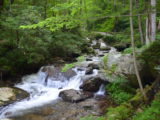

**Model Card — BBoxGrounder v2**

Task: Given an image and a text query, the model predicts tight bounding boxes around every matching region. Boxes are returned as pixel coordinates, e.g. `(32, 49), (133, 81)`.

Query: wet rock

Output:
(59, 89), (93, 103)
(80, 75), (108, 92)
(63, 69), (77, 79)
(86, 58), (92, 61)
(88, 62), (100, 70)
(85, 67), (93, 75)
(77, 68), (85, 71)
(0, 87), (29, 107)
(41, 66), (76, 80)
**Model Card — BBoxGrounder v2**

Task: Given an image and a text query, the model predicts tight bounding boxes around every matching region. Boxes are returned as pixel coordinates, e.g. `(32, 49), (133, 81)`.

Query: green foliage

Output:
(107, 104), (132, 120)
(139, 41), (160, 77)
(80, 116), (105, 120)
(102, 54), (108, 69)
(132, 93), (160, 120)
(61, 55), (85, 72)
(106, 76), (135, 104)
(61, 63), (76, 72)
(123, 47), (134, 54)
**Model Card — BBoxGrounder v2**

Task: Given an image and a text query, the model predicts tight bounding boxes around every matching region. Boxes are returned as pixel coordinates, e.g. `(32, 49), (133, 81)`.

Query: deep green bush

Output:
(106, 77), (135, 104)
(107, 104), (132, 120)
(132, 92), (160, 120)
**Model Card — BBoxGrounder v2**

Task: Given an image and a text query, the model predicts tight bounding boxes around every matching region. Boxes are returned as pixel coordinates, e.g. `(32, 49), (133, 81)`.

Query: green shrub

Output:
(102, 54), (108, 69)
(80, 116), (105, 120)
(61, 56), (85, 72)
(106, 77), (134, 104)
(103, 35), (117, 45)
(107, 104), (132, 120)
(132, 93), (160, 120)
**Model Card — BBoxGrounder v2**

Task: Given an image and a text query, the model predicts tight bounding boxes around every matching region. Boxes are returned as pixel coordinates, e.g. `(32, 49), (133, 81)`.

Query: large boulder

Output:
(80, 75), (108, 92)
(59, 89), (93, 103)
(103, 48), (144, 86)
(0, 87), (29, 107)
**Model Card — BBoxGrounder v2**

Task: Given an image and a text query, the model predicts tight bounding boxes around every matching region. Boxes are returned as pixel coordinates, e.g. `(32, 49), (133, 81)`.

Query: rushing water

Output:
(0, 39), (107, 119)
(0, 66), (105, 119)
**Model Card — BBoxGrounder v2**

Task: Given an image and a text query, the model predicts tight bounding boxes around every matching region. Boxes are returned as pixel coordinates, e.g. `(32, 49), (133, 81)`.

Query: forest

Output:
(0, 0), (160, 120)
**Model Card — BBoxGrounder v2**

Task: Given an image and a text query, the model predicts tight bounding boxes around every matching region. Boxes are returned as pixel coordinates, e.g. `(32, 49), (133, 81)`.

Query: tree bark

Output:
(138, 15), (144, 45)
(158, 20), (160, 32)
(146, 16), (150, 45)
(130, 0), (147, 100)
(150, 0), (156, 42)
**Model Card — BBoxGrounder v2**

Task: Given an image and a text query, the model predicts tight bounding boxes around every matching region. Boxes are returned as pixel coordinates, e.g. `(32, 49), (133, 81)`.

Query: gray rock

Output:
(85, 67), (93, 75)
(102, 48), (144, 86)
(59, 89), (93, 103)
(80, 75), (108, 92)
(41, 66), (76, 81)
(88, 63), (100, 70)
(0, 87), (29, 107)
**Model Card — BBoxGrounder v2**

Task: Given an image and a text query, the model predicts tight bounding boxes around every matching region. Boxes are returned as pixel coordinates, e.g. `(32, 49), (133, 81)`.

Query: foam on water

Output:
(0, 68), (85, 118)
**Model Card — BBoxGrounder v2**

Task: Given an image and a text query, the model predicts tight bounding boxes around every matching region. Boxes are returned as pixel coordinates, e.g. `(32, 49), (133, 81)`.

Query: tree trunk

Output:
(158, 20), (160, 31)
(129, 0), (147, 100)
(150, 0), (156, 42)
(146, 16), (150, 45)
(138, 15), (144, 45)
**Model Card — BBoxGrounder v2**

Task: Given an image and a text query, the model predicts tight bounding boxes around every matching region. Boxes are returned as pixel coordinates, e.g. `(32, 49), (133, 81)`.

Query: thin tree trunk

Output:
(138, 15), (144, 45)
(146, 16), (150, 45)
(158, 20), (160, 31)
(150, 0), (156, 42)
(130, 0), (147, 100)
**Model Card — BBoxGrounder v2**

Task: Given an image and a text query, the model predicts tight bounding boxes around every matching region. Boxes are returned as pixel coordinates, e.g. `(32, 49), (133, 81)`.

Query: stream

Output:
(0, 38), (109, 120)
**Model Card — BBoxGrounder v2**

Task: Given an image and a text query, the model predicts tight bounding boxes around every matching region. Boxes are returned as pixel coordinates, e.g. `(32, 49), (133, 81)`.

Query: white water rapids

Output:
(0, 38), (109, 119)
(0, 65), (105, 119)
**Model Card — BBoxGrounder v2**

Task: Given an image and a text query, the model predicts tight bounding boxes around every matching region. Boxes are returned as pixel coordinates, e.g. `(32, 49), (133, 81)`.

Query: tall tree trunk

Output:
(136, 0), (144, 45)
(146, 16), (150, 45)
(150, 0), (156, 42)
(158, 20), (160, 32)
(138, 15), (144, 45)
(130, 0), (147, 100)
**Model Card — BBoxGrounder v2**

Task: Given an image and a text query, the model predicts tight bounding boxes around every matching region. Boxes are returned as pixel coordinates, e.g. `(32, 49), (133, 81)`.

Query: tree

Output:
(129, 0), (147, 99)
(150, 0), (156, 42)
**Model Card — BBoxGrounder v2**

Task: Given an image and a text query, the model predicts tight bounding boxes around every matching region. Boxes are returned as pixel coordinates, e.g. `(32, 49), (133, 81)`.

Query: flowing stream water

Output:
(0, 39), (108, 119)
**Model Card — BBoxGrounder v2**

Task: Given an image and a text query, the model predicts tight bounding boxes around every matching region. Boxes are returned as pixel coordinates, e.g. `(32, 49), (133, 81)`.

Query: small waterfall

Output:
(0, 38), (110, 119)
(95, 84), (105, 96)
(0, 67), (85, 118)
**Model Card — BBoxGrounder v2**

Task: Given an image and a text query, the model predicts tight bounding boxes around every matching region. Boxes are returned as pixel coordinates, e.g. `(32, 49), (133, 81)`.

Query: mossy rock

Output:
(0, 87), (29, 107)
